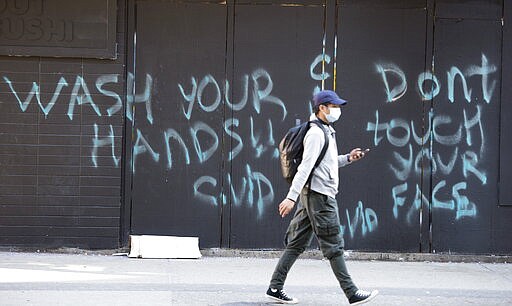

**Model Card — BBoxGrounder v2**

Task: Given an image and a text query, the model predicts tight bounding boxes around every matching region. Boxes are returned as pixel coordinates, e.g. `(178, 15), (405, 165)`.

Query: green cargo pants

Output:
(269, 188), (358, 298)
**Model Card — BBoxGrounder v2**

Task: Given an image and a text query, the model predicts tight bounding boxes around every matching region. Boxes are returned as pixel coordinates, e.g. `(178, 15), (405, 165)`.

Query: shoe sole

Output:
(350, 290), (379, 305)
(265, 294), (299, 304)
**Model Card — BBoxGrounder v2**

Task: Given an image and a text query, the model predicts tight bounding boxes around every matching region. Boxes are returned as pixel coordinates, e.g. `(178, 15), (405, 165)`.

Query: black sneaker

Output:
(349, 289), (379, 305)
(266, 287), (299, 304)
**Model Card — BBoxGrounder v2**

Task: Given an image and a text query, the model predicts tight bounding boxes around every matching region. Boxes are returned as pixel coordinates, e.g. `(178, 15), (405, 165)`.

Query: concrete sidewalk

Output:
(0, 251), (511, 306)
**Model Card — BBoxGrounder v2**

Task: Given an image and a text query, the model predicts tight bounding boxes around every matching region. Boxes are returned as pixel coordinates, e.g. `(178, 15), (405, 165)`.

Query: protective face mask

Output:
(324, 107), (341, 123)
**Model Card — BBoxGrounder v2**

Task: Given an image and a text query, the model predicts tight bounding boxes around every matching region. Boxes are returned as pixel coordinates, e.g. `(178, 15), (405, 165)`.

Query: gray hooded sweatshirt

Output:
(286, 117), (351, 201)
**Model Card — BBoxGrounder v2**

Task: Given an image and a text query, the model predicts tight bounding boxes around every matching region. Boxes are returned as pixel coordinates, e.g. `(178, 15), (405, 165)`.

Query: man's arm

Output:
(338, 148), (369, 167)
(279, 127), (324, 217)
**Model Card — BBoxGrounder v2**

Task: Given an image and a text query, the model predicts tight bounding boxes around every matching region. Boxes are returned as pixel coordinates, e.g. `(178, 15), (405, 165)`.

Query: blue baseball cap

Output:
(313, 90), (347, 106)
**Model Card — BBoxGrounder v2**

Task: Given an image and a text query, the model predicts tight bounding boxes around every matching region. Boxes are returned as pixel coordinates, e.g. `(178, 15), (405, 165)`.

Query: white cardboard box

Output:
(128, 235), (202, 259)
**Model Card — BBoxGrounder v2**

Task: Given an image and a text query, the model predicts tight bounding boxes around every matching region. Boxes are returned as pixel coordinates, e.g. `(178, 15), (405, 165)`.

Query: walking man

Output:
(266, 90), (379, 305)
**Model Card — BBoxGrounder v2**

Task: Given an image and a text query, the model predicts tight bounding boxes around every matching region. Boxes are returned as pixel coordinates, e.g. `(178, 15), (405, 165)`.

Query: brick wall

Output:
(0, 0), (127, 249)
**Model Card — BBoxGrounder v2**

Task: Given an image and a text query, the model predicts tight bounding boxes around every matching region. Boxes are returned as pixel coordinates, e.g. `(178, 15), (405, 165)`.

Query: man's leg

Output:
(329, 252), (358, 298)
(304, 191), (358, 298)
(331, 253), (379, 305)
(269, 200), (314, 290)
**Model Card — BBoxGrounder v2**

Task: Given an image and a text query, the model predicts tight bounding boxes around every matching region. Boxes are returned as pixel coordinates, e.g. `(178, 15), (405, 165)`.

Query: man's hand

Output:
(349, 147), (369, 162)
(278, 198), (295, 218)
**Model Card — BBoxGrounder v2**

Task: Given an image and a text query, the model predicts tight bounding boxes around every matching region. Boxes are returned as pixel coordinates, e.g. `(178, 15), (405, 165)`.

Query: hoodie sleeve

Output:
(338, 154), (352, 168)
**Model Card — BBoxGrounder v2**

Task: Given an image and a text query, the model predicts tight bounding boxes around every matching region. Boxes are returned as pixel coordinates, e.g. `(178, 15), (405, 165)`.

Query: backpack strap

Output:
(305, 119), (330, 185)
(304, 120), (330, 208)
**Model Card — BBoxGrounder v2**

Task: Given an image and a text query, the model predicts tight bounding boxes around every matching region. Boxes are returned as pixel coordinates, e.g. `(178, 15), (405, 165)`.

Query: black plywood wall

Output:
(1, 0), (511, 254)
